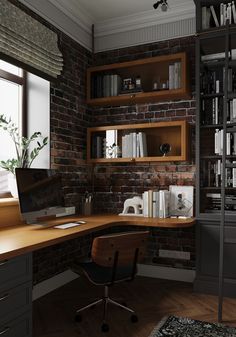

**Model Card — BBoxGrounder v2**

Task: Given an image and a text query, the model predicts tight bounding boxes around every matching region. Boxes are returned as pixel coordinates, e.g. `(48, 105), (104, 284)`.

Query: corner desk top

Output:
(0, 213), (195, 261)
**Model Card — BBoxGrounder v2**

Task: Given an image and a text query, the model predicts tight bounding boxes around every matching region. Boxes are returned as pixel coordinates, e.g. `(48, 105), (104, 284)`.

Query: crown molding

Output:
(48, 0), (93, 34)
(95, 3), (195, 37)
(95, 17), (196, 52)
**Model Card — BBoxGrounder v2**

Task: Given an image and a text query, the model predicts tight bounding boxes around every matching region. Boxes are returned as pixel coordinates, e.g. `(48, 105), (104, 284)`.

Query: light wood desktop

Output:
(0, 210), (195, 261)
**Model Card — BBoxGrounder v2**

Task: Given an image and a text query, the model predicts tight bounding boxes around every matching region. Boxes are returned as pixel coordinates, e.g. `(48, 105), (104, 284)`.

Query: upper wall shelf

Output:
(86, 52), (191, 106)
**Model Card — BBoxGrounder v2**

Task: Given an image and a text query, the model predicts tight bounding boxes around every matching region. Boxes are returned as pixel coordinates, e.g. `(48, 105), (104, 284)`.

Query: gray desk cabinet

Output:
(194, 221), (236, 297)
(0, 254), (32, 337)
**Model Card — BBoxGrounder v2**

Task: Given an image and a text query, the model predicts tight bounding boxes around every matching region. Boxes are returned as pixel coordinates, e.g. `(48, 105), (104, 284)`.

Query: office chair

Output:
(73, 230), (149, 332)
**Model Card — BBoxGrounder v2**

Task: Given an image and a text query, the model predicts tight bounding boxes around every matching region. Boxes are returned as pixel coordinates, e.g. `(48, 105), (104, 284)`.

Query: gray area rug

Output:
(149, 316), (236, 337)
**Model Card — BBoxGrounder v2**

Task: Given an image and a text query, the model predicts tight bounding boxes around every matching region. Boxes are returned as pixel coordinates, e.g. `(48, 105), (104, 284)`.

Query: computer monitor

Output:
(16, 168), (75, 224)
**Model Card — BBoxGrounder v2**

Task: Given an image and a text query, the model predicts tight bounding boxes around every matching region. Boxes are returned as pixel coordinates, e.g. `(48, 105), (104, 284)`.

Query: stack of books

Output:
(122, 132), (147, 158)
(142, 190), (170, 218)
(92, 74), (122, 98)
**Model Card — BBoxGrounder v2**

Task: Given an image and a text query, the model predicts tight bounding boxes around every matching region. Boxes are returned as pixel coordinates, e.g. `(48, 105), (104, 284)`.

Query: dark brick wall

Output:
(50, 34), (93, 211)
(8, 0), (197, 281)
(92, 36), (196, 269)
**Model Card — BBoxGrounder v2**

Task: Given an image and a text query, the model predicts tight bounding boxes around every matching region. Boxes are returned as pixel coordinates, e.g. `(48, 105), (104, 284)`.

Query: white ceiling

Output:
(49, 0), (195, 26)
(76, 0), (191, 21)
(19, 0), (196, 51)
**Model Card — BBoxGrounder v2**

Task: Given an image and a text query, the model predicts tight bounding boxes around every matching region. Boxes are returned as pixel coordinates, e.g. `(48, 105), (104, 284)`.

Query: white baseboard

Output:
(33, 269), (79, 301)
(33, 265), (195, 301)
(137, 264), (195, 283)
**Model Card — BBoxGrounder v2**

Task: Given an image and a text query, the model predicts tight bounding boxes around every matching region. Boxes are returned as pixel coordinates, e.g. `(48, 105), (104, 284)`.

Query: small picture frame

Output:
(169, 185), (194, 217)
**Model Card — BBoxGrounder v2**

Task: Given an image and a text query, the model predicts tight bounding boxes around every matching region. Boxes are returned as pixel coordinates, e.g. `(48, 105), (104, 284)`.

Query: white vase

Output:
(8, 173), (18, 198)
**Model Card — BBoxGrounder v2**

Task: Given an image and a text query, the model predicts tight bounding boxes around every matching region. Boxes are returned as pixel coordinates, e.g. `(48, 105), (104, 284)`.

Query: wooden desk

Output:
(0, 214), (195, 261)
(0, 211), (194, 336)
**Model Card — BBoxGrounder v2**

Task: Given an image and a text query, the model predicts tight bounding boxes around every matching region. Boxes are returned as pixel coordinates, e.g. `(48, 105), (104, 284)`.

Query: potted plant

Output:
(0, 114), (48, 197)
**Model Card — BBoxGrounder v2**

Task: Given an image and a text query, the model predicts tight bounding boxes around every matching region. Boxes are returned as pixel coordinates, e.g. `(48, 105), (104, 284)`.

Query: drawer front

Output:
(0, 312), (32, 337)
(0, 254), (32, 291)
(0, 283), (32, 325)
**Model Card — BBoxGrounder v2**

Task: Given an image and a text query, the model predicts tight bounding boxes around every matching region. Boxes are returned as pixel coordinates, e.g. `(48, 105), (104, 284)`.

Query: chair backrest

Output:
(91, 231), (149, 268)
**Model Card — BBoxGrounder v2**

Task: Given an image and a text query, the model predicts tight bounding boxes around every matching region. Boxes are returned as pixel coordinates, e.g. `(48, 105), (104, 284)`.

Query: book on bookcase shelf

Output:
(201, 159), (236, 188)
(201, 1), (236, 30)
(200, 67), (236, 95)
(206, 193), (236, 212)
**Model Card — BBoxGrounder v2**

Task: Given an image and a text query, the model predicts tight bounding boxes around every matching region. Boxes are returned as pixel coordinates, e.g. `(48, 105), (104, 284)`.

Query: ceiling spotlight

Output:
(153, 0), (169, 12)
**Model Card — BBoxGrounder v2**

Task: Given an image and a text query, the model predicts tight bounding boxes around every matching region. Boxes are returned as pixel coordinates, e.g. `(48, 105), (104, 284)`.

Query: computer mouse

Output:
(76, 220), (86, 224)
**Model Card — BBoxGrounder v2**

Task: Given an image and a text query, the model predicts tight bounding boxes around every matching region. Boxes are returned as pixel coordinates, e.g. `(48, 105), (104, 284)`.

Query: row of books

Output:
(201, 97), (223, 125)
(206, 193), (236, 211)
(91, 130), (149, 159)
(122, 132), (147, 158)
(215, 129), (236, 155)
(142, 190), (170, 218)
(168, 62), (181, 90)
(200, 67), (236, 95)
(202, 160), (236, 188)
(92, 74), (122, 98)
(202, 2), (236, 30)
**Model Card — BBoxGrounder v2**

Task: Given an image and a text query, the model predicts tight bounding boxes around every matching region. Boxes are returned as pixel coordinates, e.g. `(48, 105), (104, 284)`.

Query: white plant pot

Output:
(8, 173), (18, 198)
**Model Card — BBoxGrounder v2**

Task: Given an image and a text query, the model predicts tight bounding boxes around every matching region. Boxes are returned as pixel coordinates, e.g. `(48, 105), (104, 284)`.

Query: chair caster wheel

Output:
(101, 323), (109, 332)
(75, 314), (82, 322)
(131, 314), (138, 323)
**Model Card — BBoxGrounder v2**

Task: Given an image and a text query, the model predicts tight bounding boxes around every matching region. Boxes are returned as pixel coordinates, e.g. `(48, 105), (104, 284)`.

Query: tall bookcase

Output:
(195, 0), (236, 321)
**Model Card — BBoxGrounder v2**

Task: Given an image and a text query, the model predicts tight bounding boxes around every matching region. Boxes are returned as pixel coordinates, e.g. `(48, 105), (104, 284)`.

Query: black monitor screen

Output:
(15, 168), (65, 214)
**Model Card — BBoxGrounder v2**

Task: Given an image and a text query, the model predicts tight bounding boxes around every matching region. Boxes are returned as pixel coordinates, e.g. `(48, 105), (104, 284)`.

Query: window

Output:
(0, 60), (26, 191)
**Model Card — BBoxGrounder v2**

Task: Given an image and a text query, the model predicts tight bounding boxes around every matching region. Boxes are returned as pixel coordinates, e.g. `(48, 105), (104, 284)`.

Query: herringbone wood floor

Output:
(33, 276), (236, 337)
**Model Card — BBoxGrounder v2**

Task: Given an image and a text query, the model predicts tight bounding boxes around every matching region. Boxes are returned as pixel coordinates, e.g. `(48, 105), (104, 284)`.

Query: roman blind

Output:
(0, 0), (63, 78)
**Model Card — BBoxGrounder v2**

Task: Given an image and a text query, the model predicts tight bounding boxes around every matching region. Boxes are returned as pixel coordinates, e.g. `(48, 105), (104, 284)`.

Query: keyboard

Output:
(54, 221), (86, 229)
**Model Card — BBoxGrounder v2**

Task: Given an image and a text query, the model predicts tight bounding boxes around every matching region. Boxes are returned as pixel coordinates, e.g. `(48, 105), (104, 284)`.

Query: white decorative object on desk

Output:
(169, 185), (194, 218)
(119, 196), (143, 216)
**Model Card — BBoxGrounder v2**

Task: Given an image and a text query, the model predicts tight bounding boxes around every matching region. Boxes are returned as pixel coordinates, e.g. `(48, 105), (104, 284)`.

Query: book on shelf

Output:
(214, 129), (234, 156)
(159, 190), (170, 219)
(206, 193), (236, 211)
(210, 5), (220, 27)
(202, 2), (236, 30)
(168, 62), (181, 90)
(121, 131), (147, 158)
(92, 136), (103, 158)
(201, 96), (223, 125)
(201, 49), (236, 62)
(142, 189), (169, 218)
(92, 73), (121, 98)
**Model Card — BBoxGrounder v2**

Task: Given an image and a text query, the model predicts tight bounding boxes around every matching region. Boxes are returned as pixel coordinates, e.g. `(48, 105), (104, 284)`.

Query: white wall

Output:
(27, 73), (50, 169)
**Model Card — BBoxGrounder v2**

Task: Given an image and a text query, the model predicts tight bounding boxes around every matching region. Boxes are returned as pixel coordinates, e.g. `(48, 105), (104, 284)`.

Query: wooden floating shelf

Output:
(86, 52), (190, 106)
(87, 120), (189, 164)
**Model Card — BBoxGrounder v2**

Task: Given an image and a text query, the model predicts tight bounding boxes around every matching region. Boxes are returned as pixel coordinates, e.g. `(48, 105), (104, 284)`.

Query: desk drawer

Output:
(0, 283), (31, 325)
(0, 254), (32, 291)
(0, 312), (31, 337)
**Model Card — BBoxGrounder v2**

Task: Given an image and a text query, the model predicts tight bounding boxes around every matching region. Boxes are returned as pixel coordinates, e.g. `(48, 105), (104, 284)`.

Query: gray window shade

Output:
(0, 0), (63, 78)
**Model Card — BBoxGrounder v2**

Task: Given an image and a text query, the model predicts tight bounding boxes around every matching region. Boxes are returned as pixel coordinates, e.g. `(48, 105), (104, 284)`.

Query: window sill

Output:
(0, 198), (18, 207)
(0, 198), (22, 228)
